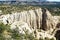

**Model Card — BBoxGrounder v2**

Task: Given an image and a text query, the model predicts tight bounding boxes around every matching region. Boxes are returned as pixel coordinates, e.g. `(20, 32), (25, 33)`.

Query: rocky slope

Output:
(0, 8), (60, 40)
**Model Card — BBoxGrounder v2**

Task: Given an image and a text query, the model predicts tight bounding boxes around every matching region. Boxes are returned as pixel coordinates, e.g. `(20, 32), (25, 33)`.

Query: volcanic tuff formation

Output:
(0, 8), (60, 40)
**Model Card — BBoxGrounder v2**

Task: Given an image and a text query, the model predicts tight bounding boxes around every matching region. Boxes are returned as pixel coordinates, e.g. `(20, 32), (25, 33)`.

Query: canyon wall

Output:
(0, 8), (60, 40)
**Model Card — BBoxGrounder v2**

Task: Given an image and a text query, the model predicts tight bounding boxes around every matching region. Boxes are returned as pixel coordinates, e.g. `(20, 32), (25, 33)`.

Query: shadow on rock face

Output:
(56, 23), (60, 28)
(41, 8), (47, 31)
(55, 30), (60, 40)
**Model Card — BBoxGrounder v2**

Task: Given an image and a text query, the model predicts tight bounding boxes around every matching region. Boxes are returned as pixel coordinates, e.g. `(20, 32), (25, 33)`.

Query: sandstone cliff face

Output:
(0, 8), (60, 40)
(0, 8), (42, 30)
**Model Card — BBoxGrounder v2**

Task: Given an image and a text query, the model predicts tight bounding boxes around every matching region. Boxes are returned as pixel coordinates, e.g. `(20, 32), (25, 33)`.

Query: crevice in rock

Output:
(34, 10), (39, 29)
(55, 30), (60, 40)
(56, 23), (60, 28)
(41, 8), (47, 31)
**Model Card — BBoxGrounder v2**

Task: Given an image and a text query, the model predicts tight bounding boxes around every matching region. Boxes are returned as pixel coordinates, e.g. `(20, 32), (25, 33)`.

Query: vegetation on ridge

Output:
(0, 5), (60, 16)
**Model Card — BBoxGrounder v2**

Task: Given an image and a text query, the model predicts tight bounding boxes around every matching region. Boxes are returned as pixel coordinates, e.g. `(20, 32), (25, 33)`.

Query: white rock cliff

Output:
(0, 8), (60, 40)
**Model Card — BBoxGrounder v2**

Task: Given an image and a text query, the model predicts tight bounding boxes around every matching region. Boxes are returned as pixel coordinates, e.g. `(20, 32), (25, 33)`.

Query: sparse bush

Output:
(0, 23), (37, 40)
(0, 23), (10, 40)
(10, 27), (37, 40)
(50, 38), (55, 40)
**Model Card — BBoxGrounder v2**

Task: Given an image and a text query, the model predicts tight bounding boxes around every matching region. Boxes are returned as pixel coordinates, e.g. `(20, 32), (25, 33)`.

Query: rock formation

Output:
(10, 20), (33, 34)
(0, 8), (60, 40)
